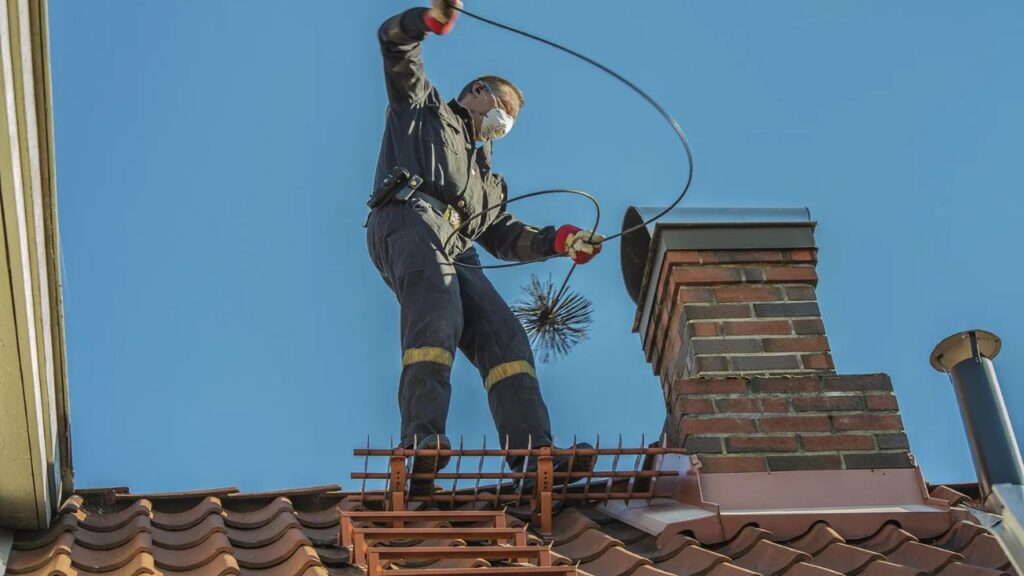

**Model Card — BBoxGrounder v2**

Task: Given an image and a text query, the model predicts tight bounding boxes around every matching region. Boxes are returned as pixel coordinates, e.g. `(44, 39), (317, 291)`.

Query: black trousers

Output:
(366, 197), (553, 455)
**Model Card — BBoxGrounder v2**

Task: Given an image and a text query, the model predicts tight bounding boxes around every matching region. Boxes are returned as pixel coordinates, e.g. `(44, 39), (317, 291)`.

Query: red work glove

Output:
(424, 0), (462, 35)
(555, 225), (605, 264)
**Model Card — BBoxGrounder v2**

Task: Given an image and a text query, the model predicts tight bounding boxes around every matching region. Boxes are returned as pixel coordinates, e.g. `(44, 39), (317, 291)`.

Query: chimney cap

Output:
(930, 329), (1002, 373)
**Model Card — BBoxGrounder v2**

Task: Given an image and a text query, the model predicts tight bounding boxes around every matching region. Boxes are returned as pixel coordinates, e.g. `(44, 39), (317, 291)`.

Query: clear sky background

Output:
(51, 0), (1023, 491)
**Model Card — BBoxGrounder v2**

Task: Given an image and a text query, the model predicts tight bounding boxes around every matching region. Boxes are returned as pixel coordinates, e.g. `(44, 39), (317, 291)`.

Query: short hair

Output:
(459, 75), (525, 116)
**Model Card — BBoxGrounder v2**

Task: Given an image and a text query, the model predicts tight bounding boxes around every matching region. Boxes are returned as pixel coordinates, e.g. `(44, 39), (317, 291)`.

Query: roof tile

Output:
(857, 525), (919, 556)
(71, 532), (152, 572)
(75, 516), (151, 551)
(7, 533), (75, 574)
(223, 499), (293, 530)
(714, 526), (773, 559)
(154, 514), (227, 550)
(885, 542), (964, 574)
(784, 561), (845, 576)
(7, 550), (75, 576)
(162, 553), (240, 576)
(788, 523), (846, 556)
(705, 562), (762, 576)
(806, 542), (883, 574)
(153, 532), (232, 571)
(932, 522), (988, 553)
(236, 546), (322, 576)
(730, 540), (811, 576)
(76, 552), (156, 576)
(930, 487), (973, 507)
(655, 543), (731, 576)
(232, 527), (310, 569)
(226, 513), (301, 549)
(81, 501), (152, 533)
(579, 547), (653, 576)
(553, 529), (623, 563)
(861, 560), (929, 576)
(626, 533), (699, 564)
(961, 535), (1012, 570)
(547, 508), (600, 545)
(13, 514), (80, 551)
(152, 498), (223, 531)
(937, 562), (1011, 576)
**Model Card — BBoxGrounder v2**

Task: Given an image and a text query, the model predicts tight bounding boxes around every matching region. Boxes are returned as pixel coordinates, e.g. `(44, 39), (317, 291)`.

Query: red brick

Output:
(822, 374), (893, 392)
(749, 376), (822, 393)
(865, 394), (899, 411)
(802, 353), (836, 370)
(762, 336), (830, 353)
(800, 434), (875, 451)
(690, 322), (723, 337)
(763, 267), (819, 283)
(760, 398), (791, 413)
(785, 285), (817, 301)
(671, 266), (744, 286)
(698, 455), (768, 473)
(729, 354), (801, 371)
(833, 414), (903, 432)
(664, 250), (703, 265)
(723, 320), (793, 336)
(678, 287), (715, 303)
(715, 286), (783, 303)
(704, 250), (787, 264)
(691, 356), (730, 375)
(767, 454), (841, 471)
(726, 436), (799, 453)
(715, 398), (762, 413)
(843, 452), (914, 469)
(674, 378), (749, 395)
(758, 415), (831, 433)
(784, 248), (818, 263)
(682, 417), (757, 435)
(792, 319), (826, 335)
(677, 397), (715, 414)
(683, 304), (752, 320)
(791, 394), (865, 412)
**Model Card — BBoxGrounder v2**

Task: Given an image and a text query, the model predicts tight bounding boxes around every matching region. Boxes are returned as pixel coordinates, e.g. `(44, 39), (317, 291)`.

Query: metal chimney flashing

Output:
(620, 206), (816, 335)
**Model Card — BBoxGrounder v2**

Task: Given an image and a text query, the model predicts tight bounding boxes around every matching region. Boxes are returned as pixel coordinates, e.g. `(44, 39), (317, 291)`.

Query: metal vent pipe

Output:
(931, 329), (1024, 505)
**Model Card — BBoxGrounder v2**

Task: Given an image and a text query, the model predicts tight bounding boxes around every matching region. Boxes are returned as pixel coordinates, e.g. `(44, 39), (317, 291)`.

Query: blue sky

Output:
(51, 0), (1023, 491)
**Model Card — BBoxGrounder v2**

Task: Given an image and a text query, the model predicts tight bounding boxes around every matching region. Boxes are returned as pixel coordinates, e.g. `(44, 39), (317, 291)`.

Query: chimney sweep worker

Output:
(365, 0), (604, 493)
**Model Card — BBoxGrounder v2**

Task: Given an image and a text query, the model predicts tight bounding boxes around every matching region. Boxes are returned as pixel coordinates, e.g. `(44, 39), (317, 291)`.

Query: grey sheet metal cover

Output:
(620, 206), (816, 335)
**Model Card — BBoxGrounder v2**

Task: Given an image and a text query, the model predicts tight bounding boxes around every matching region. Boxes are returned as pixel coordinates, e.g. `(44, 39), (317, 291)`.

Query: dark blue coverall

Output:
(365, 8), (559, 454)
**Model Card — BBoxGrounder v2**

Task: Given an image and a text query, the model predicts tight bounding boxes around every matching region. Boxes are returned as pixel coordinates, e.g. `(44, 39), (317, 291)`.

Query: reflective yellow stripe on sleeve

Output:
(484, 360), (537, 392)
(402, 347), (454, 367)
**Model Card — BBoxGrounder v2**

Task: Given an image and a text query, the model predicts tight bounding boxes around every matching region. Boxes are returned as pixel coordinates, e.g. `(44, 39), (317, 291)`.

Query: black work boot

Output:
(409, 434), (451, 497)
(514, 442), (596, 493)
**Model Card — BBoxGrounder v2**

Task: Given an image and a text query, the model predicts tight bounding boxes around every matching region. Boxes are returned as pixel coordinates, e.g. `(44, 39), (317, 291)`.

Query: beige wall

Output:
(0, 0), (70, 531)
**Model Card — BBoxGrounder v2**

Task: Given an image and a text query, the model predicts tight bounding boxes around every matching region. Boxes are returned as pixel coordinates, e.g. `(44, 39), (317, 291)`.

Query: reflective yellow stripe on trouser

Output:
(402, 347), (454, 367)
(484, 360), (537, 392)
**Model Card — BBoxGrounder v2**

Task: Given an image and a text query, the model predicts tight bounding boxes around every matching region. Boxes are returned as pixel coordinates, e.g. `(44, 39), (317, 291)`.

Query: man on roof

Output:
(364, 0), (604, 492)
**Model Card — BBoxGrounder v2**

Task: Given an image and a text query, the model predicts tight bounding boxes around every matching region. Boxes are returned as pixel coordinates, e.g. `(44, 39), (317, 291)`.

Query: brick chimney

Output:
(620, 207), (914, 474)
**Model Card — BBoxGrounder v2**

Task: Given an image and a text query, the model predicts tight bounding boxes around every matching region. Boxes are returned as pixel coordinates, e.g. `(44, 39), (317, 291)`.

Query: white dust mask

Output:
(478, 83), (514, 140)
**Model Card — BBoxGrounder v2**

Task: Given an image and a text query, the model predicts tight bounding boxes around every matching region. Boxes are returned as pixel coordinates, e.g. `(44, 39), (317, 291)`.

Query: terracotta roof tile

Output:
(654, 543), (731, 576)
(861, 560), (929, 576)
(783, 561), (845, 576)
(714, 526), (773, 559)
(932, 522), (989, 552)
(162, 553), (239, 576)
(705, 562), (763, 576)
(153, 532), (232, 571)
(553, 529), (623, 563)
(857, 525), (919, 555)
(232, 528), (311, 569)
(72, 532), (152, 572)
(152, 498), (223, 531)
(885, 542), (964, 574)
(930, 486), (973, 507)
(579, 546), (652, 576)
(76, 551), (156, 576)
(26, 483), (1012, 576)
(226, 513), (301, 548)
(806, 542), (883, 574)
(626, 533), (699, 563)
(154, 514), (226, 550)
(81, 501), (152, 532)
(729, 540), (811, 576)
(960, 535), (1012, 570)
(7, 533), (75, 574)
(937, 563), (1011, 576)
(223, 498), (293, 530)
(788, 523), (845, 556)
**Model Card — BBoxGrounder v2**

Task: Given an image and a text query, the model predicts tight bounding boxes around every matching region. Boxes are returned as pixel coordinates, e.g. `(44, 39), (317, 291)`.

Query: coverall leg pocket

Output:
(386, 228), (426, 287)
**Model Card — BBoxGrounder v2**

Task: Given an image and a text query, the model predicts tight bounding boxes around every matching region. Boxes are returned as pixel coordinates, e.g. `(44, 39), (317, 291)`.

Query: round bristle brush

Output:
(512, 272), (593, 363)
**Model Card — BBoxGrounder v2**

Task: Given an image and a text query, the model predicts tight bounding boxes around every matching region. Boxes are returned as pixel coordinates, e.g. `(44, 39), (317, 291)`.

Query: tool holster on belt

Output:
(365, 167), (465, 231)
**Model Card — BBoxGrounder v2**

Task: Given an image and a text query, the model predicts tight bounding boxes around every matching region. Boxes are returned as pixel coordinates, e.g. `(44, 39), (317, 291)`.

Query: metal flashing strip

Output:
(988, 484), (1024, 574)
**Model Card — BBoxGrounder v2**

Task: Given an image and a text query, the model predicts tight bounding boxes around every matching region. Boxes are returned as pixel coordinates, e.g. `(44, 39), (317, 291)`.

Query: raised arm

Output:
(378, 2), (460, 108)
